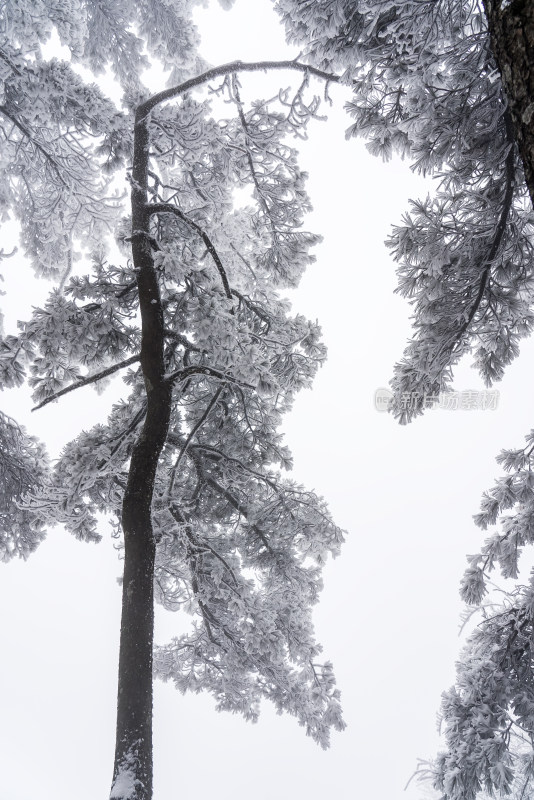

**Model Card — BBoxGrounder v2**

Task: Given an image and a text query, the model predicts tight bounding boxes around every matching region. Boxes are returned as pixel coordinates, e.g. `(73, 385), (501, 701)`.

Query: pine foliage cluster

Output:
(4, 0), (534, 795)
(0, 1), (346, 786)
(276, 1), (534, 798)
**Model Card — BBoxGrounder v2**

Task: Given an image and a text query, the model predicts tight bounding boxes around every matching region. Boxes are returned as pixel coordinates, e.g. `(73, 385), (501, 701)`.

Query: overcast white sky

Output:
(2, 1), (534, 799)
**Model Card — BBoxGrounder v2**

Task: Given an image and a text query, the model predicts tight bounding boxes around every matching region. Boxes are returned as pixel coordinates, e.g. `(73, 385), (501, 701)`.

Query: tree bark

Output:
(110, 107), (171, 800)
(483, 0), (534, 209)
(107, 59), (336, 799)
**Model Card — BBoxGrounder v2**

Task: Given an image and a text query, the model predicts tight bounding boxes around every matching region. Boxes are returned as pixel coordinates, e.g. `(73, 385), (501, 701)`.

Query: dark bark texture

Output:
(107, 59), (337, 799)
(110, 108), (172, 800)
(483, 0), (534, 208)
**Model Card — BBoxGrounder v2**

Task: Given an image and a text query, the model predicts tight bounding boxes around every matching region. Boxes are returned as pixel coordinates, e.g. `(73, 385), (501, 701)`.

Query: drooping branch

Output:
(148, 202), (232, 299)
(0, 105), (67, 187)
(165, 483), (240, 591)
(167, 388), (223, 497)
(205, 475), (276, 557)
(230, 242), (257, 281)
(192, 443), (281, 495)
(0, 48), (22, 76)
(455, 110), (516, 340)
(32, 354), (141, 411)
(168, 503), (224, 647)
(231, 289), (273, 327)
(430, 109), (517, 370)
(232, 81), (279, 234)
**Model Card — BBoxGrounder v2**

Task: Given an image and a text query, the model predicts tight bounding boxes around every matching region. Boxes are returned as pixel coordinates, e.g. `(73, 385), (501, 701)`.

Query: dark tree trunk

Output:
(106, 57), (335, 799)
(110, 108), (171, 800)
(483, 0), (534, 208)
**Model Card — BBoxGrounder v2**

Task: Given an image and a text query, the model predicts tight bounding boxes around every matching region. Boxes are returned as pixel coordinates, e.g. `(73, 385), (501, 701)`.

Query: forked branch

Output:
(138, 59), (340, 118)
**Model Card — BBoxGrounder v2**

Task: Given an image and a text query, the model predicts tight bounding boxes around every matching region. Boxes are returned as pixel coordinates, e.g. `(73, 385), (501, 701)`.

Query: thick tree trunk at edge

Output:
(110, 107), (171, 800)
(483, 0), (534, 209)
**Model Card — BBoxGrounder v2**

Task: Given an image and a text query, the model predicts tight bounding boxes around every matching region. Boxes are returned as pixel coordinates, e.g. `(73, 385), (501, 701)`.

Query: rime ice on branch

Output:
(0, 2), (346, 799)
(276, 1), (534, 798)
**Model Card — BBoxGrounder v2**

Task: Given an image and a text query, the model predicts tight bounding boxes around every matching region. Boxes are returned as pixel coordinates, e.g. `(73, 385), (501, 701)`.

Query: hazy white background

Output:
(2, 1), (534, 798)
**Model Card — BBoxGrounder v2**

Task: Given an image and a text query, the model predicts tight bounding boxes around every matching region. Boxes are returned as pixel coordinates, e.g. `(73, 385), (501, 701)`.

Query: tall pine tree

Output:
(1, 3), (346, 798)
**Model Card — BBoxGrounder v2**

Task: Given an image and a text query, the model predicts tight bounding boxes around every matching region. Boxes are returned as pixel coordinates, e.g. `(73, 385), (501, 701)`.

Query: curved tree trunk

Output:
(110, 108), (172, 800)
(106, 58), (338, 800)
(483, 0), (534, 208)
